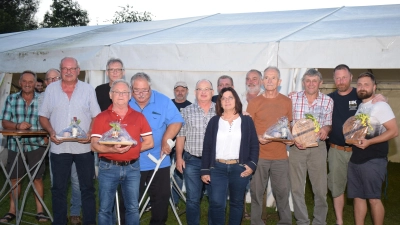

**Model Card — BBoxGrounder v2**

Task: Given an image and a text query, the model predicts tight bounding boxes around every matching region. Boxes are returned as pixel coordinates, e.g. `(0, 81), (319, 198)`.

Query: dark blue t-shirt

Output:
(328, 88), (361, 146)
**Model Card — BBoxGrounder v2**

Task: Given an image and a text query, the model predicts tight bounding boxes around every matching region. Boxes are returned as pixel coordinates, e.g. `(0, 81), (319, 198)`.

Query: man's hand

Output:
(372, 94), (387, 104)
(317, 126), (330, 141)
(78, 131), (91, 144)
(353, 138), (371, 150)
(295, 141), (306, 150)
(161, 140), (172, 156)
(240, 165), (253, 177)
(258, 134), (271, 145)
(49, 130), (62, 145)
(18, 122), (32, 130)
(176, 158), (185, 173)
(112, 144), (131, 154)
(201, 175), (210, 184)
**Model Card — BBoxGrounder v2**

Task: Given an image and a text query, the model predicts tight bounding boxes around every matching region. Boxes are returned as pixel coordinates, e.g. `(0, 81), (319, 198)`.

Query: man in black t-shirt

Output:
(211, 75), (234, 103)
(95, 58), (125, 111)
(171, 81), (191, 207)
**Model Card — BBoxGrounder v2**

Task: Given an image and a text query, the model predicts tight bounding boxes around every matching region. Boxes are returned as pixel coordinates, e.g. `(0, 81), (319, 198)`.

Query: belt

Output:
(100, 157), (138, 166)
(330, 143), (352, 152)
(216, 159), (239, 164)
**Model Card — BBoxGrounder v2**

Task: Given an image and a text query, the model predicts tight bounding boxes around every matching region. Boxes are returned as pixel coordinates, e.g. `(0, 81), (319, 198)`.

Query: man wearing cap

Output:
(212, 75), (234, 103)
(171, 81), (192, 207)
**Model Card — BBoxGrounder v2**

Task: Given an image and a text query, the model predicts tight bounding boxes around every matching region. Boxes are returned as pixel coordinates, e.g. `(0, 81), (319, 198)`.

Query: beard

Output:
(336, 83), (351, 92)
(246, 85), (261, 94)
(357, 90), (373, 100)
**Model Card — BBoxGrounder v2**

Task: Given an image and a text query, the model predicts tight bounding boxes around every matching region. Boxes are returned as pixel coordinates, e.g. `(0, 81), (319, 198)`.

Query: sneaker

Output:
(69, 215), (82, 225)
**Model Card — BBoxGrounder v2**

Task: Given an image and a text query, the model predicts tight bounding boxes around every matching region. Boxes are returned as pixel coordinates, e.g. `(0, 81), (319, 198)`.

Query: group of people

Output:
(0, 57), (397, 225)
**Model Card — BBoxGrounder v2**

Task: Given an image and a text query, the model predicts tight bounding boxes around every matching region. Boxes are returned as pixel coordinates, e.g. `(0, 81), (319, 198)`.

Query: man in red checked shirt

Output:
(91, 79), (153, 225)
(289, 68), (333, 225)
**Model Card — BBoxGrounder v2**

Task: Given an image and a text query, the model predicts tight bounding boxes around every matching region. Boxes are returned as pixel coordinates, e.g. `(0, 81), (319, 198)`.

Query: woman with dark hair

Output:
(201, 87), (259, 225)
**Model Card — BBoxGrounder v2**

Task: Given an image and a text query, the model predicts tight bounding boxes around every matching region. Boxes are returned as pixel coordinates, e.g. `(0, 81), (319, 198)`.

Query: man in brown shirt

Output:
(247, 66), (292, 225)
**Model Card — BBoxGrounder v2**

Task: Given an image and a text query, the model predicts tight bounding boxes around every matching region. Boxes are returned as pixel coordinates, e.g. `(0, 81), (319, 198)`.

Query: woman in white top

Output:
(201, 87), (259, 225)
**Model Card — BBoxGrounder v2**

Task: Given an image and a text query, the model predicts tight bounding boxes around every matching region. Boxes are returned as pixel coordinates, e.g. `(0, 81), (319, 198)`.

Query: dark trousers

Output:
(51, 152), (96, 225)
(139, 167), (171, 225)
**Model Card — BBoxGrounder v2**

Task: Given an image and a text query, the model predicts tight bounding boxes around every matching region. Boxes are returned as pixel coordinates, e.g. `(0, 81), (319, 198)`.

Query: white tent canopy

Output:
(0, 4), (400, 161)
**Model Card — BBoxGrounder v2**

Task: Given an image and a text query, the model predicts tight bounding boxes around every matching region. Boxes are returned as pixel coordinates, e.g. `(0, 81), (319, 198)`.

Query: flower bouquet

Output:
(262, 116), (294, 145)
(343, 113), (372, 145)
(292, 113), (320, 148)
(98, 122), (137, 146)
(56, 117), (87, 141)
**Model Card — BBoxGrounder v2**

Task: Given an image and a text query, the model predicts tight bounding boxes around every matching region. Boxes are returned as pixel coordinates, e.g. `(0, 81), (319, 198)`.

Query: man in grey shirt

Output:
(39, 57), (101, 225)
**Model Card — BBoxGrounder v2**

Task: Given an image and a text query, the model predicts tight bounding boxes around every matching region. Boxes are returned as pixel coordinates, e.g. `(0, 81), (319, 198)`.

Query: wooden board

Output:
(265, 138), (294, 145)
(343, 116), (368, 145)
(98, 141), (135, 146)
(292, 119), (318, 148)
(56, 136), (87, 142)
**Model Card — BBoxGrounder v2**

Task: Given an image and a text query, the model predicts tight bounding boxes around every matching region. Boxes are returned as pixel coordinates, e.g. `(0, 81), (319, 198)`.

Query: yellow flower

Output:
(355, 113), (373, 131)
(305, 113), (320, 132)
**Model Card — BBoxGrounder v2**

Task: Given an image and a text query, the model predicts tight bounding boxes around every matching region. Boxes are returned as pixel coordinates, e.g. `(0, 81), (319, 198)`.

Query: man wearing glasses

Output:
(39, 57), (100, 225)
(175, 79), (216, 225)
(129, 72), (184, 225)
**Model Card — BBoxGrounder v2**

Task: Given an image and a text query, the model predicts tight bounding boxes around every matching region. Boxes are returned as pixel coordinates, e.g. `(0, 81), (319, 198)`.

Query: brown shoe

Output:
(69, 216), (82, 225)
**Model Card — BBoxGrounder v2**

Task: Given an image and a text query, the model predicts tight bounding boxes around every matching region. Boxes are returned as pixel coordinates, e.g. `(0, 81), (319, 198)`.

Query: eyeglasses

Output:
(132, 89), (150, 95)
(61, 67), (78, 73)
(196, 88), (213, 92)
(111, 91), (130, 96)
(45, 77), (61, 82)
(221, 96), (234, 101)
(107, 68), (124, 73)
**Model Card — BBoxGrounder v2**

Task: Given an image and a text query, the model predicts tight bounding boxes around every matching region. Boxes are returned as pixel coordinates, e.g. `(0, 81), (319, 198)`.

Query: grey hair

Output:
(217, 75), (234, 86)
(20, 70), (37, 81)
(196, 79), (213, 90)
(60, 57), (80, 69)
(246, 69), (262, 79)
(45, 68), (60, 79)
(130, 72), (152, 87)
(106, 58), (124, 70)
(264, 66), (281, 79)
(302, 68), (322, 82)
(110, 79), (131, 92)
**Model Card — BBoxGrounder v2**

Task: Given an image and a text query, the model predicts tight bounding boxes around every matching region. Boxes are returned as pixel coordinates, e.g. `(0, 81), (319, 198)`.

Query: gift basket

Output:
(343, 111), (372, 145)
(292, 113), (320, 148)
(56, 117), (87, 141)
(98, 122), (137, 146)
(262, 116), (294, 145)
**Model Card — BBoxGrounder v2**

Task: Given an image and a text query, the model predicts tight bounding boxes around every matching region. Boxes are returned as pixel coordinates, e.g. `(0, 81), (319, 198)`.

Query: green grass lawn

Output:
(1, 160), (399, 224)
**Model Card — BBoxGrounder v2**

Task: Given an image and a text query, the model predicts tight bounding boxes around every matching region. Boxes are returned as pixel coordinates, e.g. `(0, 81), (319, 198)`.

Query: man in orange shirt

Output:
(247, 66), (292, 225)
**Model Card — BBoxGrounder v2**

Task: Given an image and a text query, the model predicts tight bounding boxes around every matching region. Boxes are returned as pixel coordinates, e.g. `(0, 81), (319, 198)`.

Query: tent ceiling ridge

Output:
(277, 6), (345, 42)
(0, 24), (114, 53)
(108, 13), (221, 46)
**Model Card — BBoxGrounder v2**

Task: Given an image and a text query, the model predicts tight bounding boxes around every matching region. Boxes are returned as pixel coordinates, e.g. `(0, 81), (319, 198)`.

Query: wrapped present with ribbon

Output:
(98, 121), (137, 146)
(56, 117), (87, 141)
(262, 116), (294, 145)
(292, 113), (320, 148)
(343, 113), (372, 145)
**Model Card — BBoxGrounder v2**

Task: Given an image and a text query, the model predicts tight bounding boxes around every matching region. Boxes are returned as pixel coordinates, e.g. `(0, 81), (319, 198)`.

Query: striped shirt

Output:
(290, 90), (333, 127)
(0, 91), (45, 152)
(177, 101), (216, 157)
(39, 80), (101, 154)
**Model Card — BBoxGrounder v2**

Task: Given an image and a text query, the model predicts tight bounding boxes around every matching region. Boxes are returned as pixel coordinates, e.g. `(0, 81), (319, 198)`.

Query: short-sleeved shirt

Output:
(328, 88), (361, 146)
(172, 99), (192, 112)
(39, 80), (101, 154)
(351, 100), (395, 164)
(240, 89), (264, 111)
(247, 93), (292, 160)
(177, 101), (216, 157)
(95, 83), (112, 111)
(290, 90), (333, 127)
(91, 105), (152, 161)
(0, 91), (45, 152)
(129, 90), (184, 171)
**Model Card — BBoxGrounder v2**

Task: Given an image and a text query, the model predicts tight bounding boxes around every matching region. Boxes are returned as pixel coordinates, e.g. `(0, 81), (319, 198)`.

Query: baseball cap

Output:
(174, 81), (188, 89)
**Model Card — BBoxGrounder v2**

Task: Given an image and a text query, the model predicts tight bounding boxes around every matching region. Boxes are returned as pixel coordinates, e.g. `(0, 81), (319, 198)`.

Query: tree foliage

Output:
(109, 5), (153, 24)
(0, 0), (39, 34)
(41, 0), (89, 28)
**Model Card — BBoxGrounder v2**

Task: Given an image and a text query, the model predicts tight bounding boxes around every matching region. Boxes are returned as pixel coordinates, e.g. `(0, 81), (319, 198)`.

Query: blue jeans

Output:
(183, 152), (203, 225)
(98, 159), (140, 225)
(207, 162), (250, 225)
(70, 162), (82, 216)
(51, 152), (96, 225)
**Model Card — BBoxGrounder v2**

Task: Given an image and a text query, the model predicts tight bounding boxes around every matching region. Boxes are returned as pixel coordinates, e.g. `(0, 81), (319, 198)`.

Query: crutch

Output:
(116, 191), (121, 225)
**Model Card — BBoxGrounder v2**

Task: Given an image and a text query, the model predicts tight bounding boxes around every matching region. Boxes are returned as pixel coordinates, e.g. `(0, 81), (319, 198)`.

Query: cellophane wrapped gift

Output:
(262, 116), (294, 145)
(98, 122), (137, 146)
(343, 110), (372, 145)
(56, 117), (87, 141)
(292, 113), (320, 148)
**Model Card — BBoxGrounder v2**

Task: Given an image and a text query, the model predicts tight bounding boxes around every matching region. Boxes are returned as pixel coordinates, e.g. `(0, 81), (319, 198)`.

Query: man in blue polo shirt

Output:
(129, 72), (184, 225)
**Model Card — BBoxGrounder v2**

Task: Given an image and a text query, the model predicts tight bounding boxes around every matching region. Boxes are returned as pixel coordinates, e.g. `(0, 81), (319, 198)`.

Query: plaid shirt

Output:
(0, 91), (45, 152)
(177, 101), (216, 157)
(290, 90), (333, 127)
